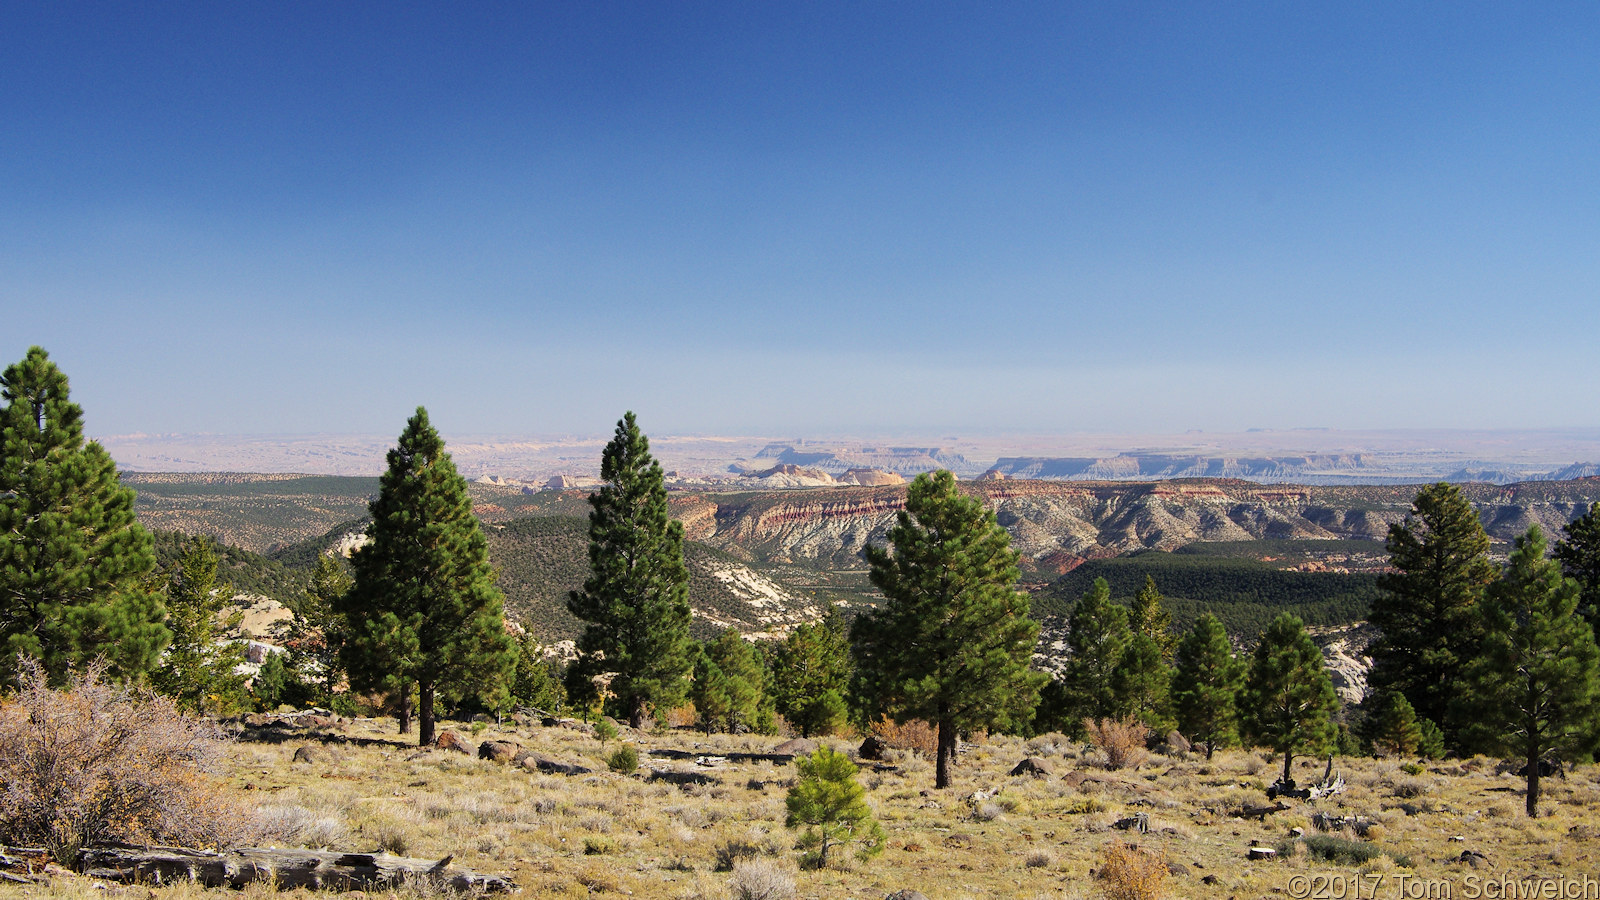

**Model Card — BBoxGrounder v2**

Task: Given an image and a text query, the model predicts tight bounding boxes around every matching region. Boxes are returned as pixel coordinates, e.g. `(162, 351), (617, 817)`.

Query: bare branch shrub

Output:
(1084, 717), (1150, 771)
(726, 857), (796, 900)
(0, 657), (252, 861)
(872, 717), (938, 757)
(1096, 841), (1168, 900)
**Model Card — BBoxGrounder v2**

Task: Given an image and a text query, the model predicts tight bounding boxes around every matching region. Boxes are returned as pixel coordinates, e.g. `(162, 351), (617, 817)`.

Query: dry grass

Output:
(5, 707), (1598, 900)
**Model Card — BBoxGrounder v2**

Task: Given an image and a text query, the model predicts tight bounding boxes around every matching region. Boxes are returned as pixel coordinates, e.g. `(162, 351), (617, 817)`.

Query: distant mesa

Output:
(747, 443), (981, 477)
(837, 467), (904, 486)
(542, 474), (602, 491)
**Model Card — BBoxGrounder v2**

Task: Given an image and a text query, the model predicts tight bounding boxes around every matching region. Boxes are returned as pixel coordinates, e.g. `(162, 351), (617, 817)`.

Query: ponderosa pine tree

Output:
(1367, 691), (1427, 758)
(567, 412), (694, 729)
(770, 610), (852, 737)
(1240, 613), (1339, 786)
(282, 553), (351, 708)
(1463, 527), (1600, 817)
(851, 470), (1044, 789)
(151, 536), (248, 714)
(1554, 502), (1600, 632)
(1370, 482), (1496, 748)
(1130, 575), (1176, 661)
(1170, 613), (1243, 758)
(510, 632), (565, 713)
(337, 408), (516, 746)
(1111, 632), (1172, 731)
(0, 347), (167, 683)
(1048, 577), (1131, 734)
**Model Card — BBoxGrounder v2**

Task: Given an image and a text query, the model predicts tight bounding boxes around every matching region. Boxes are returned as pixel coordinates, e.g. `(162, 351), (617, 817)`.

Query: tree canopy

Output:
(0, 346), (166, 683)
(337, 407), (516, 746)
(851, 470), (1043, 788)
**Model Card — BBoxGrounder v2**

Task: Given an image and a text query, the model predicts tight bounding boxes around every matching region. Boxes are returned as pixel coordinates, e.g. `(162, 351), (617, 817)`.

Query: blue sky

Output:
(4, 3), (1598, 438)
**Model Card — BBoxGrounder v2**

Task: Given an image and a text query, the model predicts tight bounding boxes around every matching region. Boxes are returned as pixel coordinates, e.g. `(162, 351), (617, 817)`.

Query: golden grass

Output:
(4, 718), (1600, 900)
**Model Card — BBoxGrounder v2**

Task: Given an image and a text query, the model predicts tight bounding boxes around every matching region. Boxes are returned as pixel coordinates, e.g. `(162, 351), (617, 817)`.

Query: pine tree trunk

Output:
(419, 681), (436, 747)
(631, 697), (647, 731)
(1526, 732), (1541, 818)
(1281, 748), (1294, 786)
(397, 693), (411, 735)
(935, 718), (957, 789)
(1205, 735), (1216, 760)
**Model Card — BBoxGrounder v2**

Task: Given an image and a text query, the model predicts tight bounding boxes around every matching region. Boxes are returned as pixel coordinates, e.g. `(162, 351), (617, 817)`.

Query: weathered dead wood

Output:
(75, 845), (515, 893)
(1237, 801), (1291, 820)
(1, 846), (52, 884)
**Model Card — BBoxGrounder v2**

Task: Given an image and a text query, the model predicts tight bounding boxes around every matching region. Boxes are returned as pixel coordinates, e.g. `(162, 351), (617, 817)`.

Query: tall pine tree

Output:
(0, 346), (167, 683)
(1463, 527), (1600, 817)
(1554, 502), (1600, 633)
(151, 536), (249, 714)
(1045, 577), (1131, 735)
(771, 610), (852, 738)
(1170, 613), (1243, 758)
(568, 412), (694, 729)
(1370, 482), (1495, 748)
(1130, 575), (1176, 661)
(1240, 613), (1339, 786)
(337, 408), (515, 746)
(851, 470), (1044, 789)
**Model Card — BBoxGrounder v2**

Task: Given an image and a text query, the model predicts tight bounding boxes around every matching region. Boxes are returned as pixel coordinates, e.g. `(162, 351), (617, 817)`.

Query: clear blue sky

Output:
(4, 3), (1597, 438)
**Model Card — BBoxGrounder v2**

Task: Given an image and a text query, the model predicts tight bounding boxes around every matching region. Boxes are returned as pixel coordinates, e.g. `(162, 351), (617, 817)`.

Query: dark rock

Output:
(522, 755), (592, 776)
(435, 731), (472, 754)
(859, 736), (887, 761)
(291, 745), (321, 764)
(773, 738), (817, 756)
(885, 892), (930, 900)
(1202, 874), (1221, 885)
(478, 740), (520, 764)
(1009, 757), (1055, 777)
(1458, 850), (1490, 869)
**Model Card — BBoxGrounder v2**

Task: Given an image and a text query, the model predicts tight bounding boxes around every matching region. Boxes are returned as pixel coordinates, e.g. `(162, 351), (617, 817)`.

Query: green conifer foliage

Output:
(0, 347), (166, 682)
(337, 408), (516, 746)
(1368, 691), (1426, 758)
(510, 633), (565, 713)
(785, 745), (885, 869)
(1240, 613), (1339, 786)
(1047, 577), (1131, 734)
(1554, 502), (1600, 632)
(689, 645), (732, 733)
(567, 412), (695, 729)
(701, 628), (771, 733)
(852, 470), (1044, 789)
(1170, 613), (1243, 758)
(1130, 575), (1177, 661)
(283, 553), (351, 708)
(771, 611), (852, 737)
(152, 537), (248, 714)
(1370, 482), (1495, 747)
(1464, 526), (1600, 817)
(1111, 632), (1172, 731)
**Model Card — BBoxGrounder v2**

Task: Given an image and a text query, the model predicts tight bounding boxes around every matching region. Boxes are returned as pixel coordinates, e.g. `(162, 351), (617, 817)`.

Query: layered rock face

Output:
(674, 479), (1600, 570)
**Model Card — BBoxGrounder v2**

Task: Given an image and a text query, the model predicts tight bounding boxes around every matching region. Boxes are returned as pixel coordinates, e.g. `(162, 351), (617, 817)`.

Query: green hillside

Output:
(1038, 547), (1379, 640)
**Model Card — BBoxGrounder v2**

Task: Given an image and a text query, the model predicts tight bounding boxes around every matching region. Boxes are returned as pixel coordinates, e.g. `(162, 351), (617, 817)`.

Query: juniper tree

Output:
(1170, 613), (1243, 758)
(0, 347), (167, 683)
(770, 610), (852, 737)
(1463, 527), (1600, 817)
(851, 470), (1044, 789)
(1240, 613), (1339, 786)
(1554, 502), (1600, 632)
(1370, 482), (1496, 747)
(337, 408), (516, 746)
(568, 412), (694, 729)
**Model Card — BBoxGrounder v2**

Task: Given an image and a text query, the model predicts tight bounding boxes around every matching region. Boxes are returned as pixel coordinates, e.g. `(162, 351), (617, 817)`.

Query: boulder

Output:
(291, 745), (322, 765)
(478, 740), (521, 764)
(435, 731), (472, 754)
(521, 754), (592, 776)
(773, 738), (817, 756)
(885, 892), (930, 900)
(1009, 757), (1055, 777)
(1165, 730), (1192, 754)
(858, 736), (887, 761)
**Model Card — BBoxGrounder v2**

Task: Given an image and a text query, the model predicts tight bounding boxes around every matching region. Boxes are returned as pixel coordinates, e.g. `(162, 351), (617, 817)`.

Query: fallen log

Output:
(76, 845), (515, 893)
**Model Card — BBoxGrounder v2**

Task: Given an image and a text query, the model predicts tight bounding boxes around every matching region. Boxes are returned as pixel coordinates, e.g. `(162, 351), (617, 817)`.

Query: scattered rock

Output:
(521, 755), (592, 776)
(1009, 757), (1055, 777)
(1166, 730), (1192, 754)
(773, 738), (817, 756)
(434, 731), (471, 754)
(1458, 850), (1490, 869)
(291, 746), (322, 765)
(478, 741), (520, 764)
(859, 736), (887, 761)
(1202, 874), (1221, 886)
(1167, 861), (1190, 877)
(1113, 813), (1150, 833)
(884, 892), (929, 900)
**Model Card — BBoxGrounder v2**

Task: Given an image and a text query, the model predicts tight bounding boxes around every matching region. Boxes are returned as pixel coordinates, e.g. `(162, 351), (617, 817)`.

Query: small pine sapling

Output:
(784, 746), (885, 869)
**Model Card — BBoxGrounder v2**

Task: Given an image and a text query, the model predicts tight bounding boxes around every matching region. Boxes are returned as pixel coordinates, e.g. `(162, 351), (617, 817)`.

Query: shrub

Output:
(0, 658), (253, 862)
(594, 719), (619, 745)
(1096, 841), (1168, 900)
(727, 857), (796, 900)
(607, 745), (640, 773)
(1084, 716), (1151, 771)
(872, 717), (939, 757)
